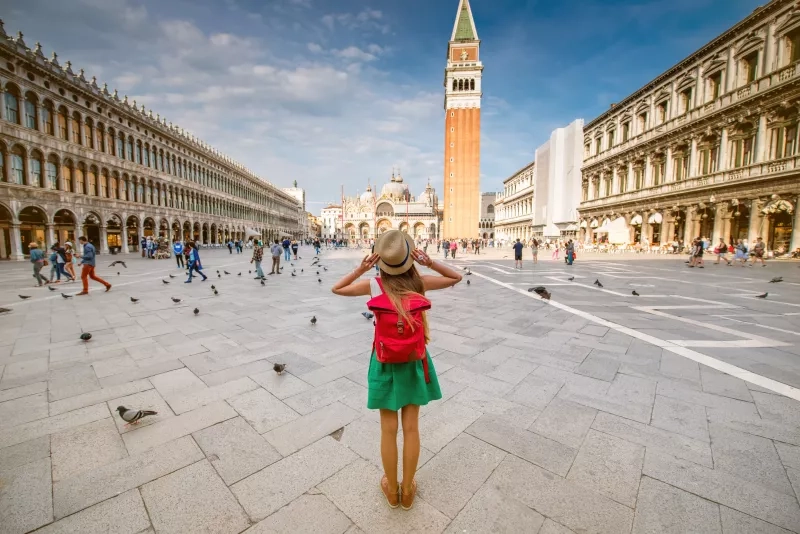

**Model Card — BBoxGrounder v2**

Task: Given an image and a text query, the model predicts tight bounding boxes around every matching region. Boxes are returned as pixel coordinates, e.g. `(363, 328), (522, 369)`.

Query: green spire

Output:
(454, 0), (476, 41)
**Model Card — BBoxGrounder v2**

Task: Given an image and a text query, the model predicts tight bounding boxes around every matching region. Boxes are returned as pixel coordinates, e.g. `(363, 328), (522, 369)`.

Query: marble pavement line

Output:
(472, 270), (800, 403)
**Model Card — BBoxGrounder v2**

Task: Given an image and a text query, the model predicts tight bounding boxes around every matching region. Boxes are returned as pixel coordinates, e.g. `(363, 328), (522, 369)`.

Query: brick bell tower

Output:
(443, 0), (482, 239)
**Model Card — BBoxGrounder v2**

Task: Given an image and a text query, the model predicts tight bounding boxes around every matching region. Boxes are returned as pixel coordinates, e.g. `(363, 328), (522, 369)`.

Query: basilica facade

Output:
(0, 24), (302, 260)
(342, 174), (441, 241)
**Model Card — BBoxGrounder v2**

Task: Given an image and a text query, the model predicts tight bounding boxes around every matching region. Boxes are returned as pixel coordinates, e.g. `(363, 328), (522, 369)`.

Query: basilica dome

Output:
(380, 174), (410, 201)
(360, 184), (375, 203)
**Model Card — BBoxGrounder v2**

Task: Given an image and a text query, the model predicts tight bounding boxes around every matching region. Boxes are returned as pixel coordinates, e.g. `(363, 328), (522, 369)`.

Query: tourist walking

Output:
(282, 236), (292, 261)
(63, 242), (77, 281)
(551, 241), (560, 261)
(566, 239), (575, 265)
(270, 239), (282, 274)
(449, 239), (457, 259)
(251, 241), (265, 279)
(531, 238), (539, 264)
(76, 236), (111, 295)
(733, 239), (748, 266)
(513, 238), (524, 269)
(185, 241), (208, 282)
(173, 240), (184, 268)
(331, 230), (461, 510)
(714, 238), (731, 265)
(48, 245), (60, 283)
(750, 237), (767, 267)
(29, 242), (49, 286)
(291, 239), (299, 260)
(442, 239), (449, 259)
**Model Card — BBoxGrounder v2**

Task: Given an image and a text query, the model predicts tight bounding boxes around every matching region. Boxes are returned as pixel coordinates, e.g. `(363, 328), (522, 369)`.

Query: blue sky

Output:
(5, 0), (762, 210)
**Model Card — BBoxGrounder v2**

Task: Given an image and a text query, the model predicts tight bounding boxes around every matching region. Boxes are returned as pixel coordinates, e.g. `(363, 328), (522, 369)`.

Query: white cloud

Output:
(333, 46), (377, 62)
(307, 42), (323, 53)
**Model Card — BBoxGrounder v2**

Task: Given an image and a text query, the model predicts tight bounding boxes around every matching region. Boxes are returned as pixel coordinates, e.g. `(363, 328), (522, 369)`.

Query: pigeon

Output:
(301, 269), (304, 273)
(280, 267), (284, 271)
(310, 316), (317, 325)
(249, 270), (252, 274)
(260, 280), (265, 286)
(273, 363), (286, 375)
(116, 406), (157, 425)
(109, 261), (127, 268)
(0, 307), (10, 313)
(162, 279), (170, 284)
(755, 292), (768, 299)
(238, 273), (241, 276)
(362, 311), (374, 320)
(323, 267), (328, 271)
(318, 278), (322, 283)
(291, 263), (294, 266)
(193, 308), (199, 315)
(117, 272), (120, 276)
(214, 289), (219, 295)
(632, 290), (640, 296)
(594, 279), (604, 288)
(567, 277), (574, 281)
(130, 297), (139, 303)
(291, 273), (296, 277)
(171, 297), (181, 303)
(467, 279), (471, 285)
(211, 285), (216, 290)
(48, 286), (57, 291)
(769, 277), (783, 283)
(169, 274), (175, 278)
(62, 293), (72, 299)
(18, 295), (31, 300)
(218, 274), (221, 278)
(462, 267), (468, 271)
(79, 332), (92, 341)
(224, 270), (230, 275)
(298, 256), (302, 260)
(316, 271), (320, 275)
(216, 270), (220, 274)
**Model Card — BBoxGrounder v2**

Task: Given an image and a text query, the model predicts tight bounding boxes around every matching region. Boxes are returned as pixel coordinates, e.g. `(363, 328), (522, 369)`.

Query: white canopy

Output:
(630, 214), (643, 225)
(648, 212), (663, 224)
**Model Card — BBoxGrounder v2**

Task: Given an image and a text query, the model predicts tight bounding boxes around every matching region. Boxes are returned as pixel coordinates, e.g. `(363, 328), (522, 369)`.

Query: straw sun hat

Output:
(374, 230), (416, 275)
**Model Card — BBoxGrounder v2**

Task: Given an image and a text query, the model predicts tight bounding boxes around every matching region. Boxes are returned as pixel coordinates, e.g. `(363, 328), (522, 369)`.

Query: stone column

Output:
(46, 224), (56, 250)
(611, 167), (619, 195)
(790, 196), (800, 252)
(121, 224), (129, 254)
(66, 114), (74, 144)
(719, 128), (728, 171)
(100, 225), (109, 254)
(626, 162), (633, 192)
(10, 224), (24, 261)
(4, 151), (12, 183)
(689, 137), (698, 177)
(0, 228), (7, 259)
(683, 208), (696, 245)
(748, 199), (762, 244)
(587, 178), (595, 200)
(644, 154), (653, 186)
(756, 114), (768, 163)
(0, 91), (5, 121)
(665, 147), (674, 182)
(712, 204), (725, 244)
(37, 103), (45, 132)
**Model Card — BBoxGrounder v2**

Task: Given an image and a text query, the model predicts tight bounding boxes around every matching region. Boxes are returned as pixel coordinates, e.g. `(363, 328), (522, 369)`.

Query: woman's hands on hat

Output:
(412, 249), (433, 268)
(357, 253), (379, 274)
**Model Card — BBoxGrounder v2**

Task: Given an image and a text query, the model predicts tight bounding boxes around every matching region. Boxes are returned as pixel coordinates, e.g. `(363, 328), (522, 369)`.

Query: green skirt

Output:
(366, 350), (442, 411)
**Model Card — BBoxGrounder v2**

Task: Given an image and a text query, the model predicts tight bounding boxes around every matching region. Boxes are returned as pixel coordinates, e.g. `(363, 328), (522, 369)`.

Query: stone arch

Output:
(376, 218), (392, 234)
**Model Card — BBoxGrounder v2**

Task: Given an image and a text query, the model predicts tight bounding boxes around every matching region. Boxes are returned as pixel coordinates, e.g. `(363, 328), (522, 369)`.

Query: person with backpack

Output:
(331, 230), (461, 511)
(173, 240), (184, 268)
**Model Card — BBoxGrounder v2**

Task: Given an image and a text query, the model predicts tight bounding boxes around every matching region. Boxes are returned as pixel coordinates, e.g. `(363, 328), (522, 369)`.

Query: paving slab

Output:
(263, 401), (360, 455)
(700, 366), (753, 402)
(419, 398), (482, 453)
(193, 416), (282, 485)
(649, 394), (710, 442)
(250, 368), (312, 399)
(466, 413), (578, 476)
(632, 476), (721, 534)
(539, 520), (577, 534)
(34, 489), (151, 534)
(338, 416), (435, 472)
(122, 400), (238, 455)
(0, 457), (53, 534)
(98, 359), (185, 388)
(486, 356), (538, 384)
(489, 454), (634, 534)
(444, 482), (546, 533)
(149, 367), (206, 396)
(0, 435), (50, 476)
(49, 379), (153, 416)
(504, 374), (563, 409)
(643, 449), (800, 532)
(529, 397), (598, 448)
(283, 377), (365, 415)
(318, 459), (451, 534)
(51, 417), (128, 482)
(141, 459), (249, 534)
(165, 376), (259, 414)
(0, 402), (109, 449)
(0, 391), (48, 429)
(719, 506), (796, 534)
(450, 386), (541, 428)
(243, 494), (352, 534)
(299, 358), (365, 387)
(566, 429), (644, 508)
(0, 357), (49, 390)
(231, 436), (358, 521)
(201, 359), (275, 387)
(0, 380), (47, 403)
(657, 381), (759, 416)
(227, 387), (300, 434)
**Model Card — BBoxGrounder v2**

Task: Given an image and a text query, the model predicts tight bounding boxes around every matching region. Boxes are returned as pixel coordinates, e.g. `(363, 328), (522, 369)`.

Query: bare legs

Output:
(379, 405), (421, 508)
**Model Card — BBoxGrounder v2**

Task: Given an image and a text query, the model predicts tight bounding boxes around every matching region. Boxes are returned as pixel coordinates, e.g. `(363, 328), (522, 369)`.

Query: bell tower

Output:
(443, 0), (482, 239)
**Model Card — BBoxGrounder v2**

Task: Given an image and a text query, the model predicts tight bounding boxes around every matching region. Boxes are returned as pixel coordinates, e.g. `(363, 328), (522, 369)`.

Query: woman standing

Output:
(332, 230), (461, 510)
(291, 239), (300, 260)
(531, 238), (539, 264)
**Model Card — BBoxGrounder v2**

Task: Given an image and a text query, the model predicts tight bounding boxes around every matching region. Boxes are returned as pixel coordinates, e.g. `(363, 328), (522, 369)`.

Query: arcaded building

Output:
(494, 161), (535, 242)
(0, 24), (302, 260)
(579, 0), (800, 254)
(442, 0), (482, 239)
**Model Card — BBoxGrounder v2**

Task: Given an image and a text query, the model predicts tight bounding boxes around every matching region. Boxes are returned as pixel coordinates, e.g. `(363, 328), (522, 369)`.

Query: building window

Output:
(46, 161), (57, 189)
(71, 114), (81, 144)
(634, 167), (643, 189)
(582, 186), (588, 201)
(674, 152), (689, 181)
(584, 143), (590, 157)
(619, 171), (627, 193)
(741, 51), (759, 84)
(126, 138), (133, 161)
(731, 130), (755, 168)
(5, 91), (19, 124)
(699, 143), (719, 174)
(637, 111), (648, 133)
(595, 137), (602, 154)
(607, 130), (615, 149)
(24, 97), (37, 129)
(84, 120), (93, 148)
(622, 122), (630, 143)
(58, 108), (68, 140)
(135, 143), (142, 164)
(603, 177), (611, 196)
(652, 158), (665, 186)
(88, 169), (96, 196)
(143, 147), (150, 167)
(787, 28), (800, 64)
(656, 101), (668, 124)
(769, 123), (798, 159)
(11, 150), (24, 184)
(707, 72), (722, 101)
(42, 106), (53, 135)
(117, 137), (124, 159)
(100, 173), (108, 197)
(30, 156), (42, 187)
(679, 88), (693, 114)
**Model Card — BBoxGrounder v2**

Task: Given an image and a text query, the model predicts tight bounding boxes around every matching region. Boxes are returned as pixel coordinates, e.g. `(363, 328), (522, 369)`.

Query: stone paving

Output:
(0, 246), (799, 533)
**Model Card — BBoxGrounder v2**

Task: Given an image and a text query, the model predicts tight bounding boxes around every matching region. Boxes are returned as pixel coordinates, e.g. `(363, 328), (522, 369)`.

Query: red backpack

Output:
(367, 278), (432, 383)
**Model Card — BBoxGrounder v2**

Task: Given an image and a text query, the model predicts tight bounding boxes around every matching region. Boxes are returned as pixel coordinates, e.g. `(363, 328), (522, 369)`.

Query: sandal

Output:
(380, 475), (399, 509)
(400, 479), (417, 511)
